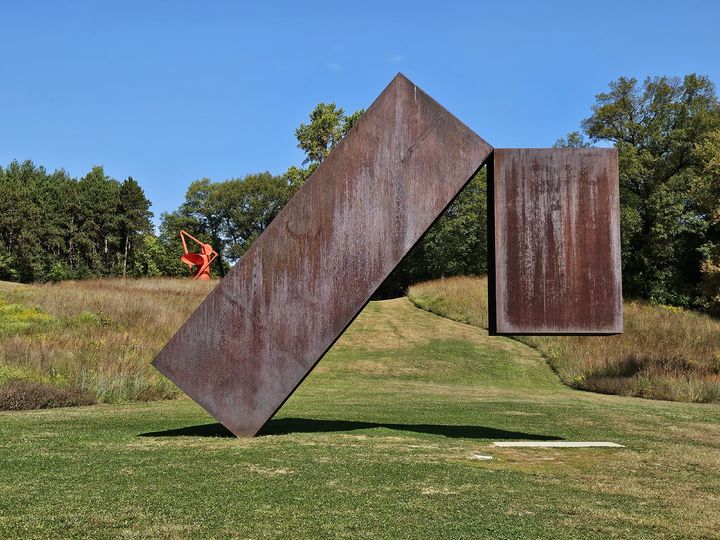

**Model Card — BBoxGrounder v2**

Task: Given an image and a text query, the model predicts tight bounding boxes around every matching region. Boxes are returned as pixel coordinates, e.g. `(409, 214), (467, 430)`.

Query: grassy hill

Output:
(1, 280), (719, 538)
(409, 276), (720, 403)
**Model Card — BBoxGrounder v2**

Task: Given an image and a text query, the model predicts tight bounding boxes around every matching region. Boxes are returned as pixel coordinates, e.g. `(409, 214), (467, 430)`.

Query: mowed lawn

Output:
(1, 298), (719, 539)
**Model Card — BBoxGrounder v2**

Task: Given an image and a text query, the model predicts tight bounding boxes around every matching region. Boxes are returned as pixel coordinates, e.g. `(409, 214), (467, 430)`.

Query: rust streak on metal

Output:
(489, 148), (623, 335)
(152, 74), (493, 437)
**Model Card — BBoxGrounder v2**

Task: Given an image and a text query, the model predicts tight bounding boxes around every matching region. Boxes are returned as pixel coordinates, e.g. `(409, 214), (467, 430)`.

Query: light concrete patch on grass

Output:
(492, 441), (624, 448)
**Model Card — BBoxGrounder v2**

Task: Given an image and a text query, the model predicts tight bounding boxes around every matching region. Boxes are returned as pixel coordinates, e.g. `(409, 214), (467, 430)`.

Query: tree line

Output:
(557, 74), (720, 310)
(1, 74), (718, 311)
(0, 163), (154, 282)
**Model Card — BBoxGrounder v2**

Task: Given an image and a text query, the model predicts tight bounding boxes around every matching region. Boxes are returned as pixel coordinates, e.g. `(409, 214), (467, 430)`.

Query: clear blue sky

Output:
(2, 1), (719, 222)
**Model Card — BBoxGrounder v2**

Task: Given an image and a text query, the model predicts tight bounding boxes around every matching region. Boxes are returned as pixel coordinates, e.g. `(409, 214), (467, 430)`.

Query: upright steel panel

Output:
(153, 74), (493, 436)
(489, 148), (623, 335)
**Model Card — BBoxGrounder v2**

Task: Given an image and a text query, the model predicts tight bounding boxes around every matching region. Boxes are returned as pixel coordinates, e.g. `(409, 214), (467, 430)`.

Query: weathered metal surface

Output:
(153, 74), (493, 437)
(489, 148), (623, 335)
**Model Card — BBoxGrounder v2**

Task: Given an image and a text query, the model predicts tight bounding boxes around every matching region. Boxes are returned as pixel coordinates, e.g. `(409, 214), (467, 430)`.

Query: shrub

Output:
(0, 380), (96, 410)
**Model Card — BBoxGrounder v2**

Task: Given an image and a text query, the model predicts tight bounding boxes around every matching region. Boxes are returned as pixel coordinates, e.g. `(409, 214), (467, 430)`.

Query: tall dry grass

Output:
(408, 276), (720, 403)
(0, 278), (215, 406)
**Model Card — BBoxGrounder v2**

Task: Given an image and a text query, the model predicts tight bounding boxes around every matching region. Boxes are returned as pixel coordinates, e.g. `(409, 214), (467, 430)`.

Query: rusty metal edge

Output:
(487, 151), (497, 336)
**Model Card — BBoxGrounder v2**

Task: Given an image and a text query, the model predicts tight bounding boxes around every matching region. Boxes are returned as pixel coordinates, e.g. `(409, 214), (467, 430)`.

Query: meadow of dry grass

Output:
(408, 276), (720, 403)
(3, 274), (720, 409)
(0, 278), (215, 406)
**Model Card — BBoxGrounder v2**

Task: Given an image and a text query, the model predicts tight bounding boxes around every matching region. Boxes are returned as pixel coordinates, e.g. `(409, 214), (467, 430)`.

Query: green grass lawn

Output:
(1, 298), (719, 538)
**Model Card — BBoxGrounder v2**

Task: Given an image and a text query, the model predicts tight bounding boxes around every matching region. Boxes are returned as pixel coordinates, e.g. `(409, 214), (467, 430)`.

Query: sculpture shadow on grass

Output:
(139, 417), (564, 441)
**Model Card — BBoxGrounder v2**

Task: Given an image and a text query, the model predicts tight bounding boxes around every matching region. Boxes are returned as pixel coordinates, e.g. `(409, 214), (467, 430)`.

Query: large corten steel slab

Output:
(153, 74), (493, 437)
(488, 148), (623, 335)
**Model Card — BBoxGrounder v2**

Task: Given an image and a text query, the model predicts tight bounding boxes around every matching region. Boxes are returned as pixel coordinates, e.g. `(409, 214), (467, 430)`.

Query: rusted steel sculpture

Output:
(153, 74), (493, 436)
(153, 74), (623, 437)
(179, 229), (218, 281)
(487, 149), (622, 335)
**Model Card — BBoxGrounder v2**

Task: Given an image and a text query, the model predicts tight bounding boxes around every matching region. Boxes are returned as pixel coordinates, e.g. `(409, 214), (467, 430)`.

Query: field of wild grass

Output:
(0, 279), (214, 409)
(3, 275), (720, 410)
(408, 276), (720, 403)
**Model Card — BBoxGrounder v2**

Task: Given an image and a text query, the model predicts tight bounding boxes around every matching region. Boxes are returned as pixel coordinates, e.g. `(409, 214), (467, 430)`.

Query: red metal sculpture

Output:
(179, 230), (217, 281)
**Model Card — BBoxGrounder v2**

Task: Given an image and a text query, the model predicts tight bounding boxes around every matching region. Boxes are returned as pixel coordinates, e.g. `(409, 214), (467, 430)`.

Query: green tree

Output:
(694, 128), (720, 226)
(34, 169), (78, 280)
(117, 177), (153, 277)
(553, 131), (591, 148)
(0, 160), (157, 282)
(290, 103), (365, 184)
(578, 75), (720, 306)
(211, 173), (294, 260)
(695, 128), (720, 312)
(74, 166), (122, 275)
(0, 161), (43, 280)
(158, 173), (294, 274)
(157, 210), (201, 277)
(295, 103), (347, 166)
(133, 234), (166, 277)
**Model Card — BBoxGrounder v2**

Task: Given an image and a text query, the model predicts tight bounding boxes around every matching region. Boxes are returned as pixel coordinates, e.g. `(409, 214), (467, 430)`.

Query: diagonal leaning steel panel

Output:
(152, 74), (493, 437)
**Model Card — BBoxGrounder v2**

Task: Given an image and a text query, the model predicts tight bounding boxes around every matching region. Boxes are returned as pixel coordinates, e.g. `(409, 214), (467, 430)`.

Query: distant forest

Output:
(1, 74), (719, 311)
